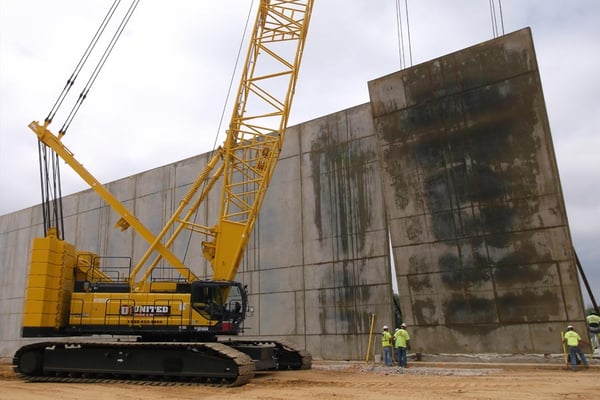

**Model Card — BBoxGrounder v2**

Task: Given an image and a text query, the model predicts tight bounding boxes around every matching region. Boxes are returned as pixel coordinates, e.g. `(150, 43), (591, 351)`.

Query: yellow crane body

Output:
(14, 0), (314, 386)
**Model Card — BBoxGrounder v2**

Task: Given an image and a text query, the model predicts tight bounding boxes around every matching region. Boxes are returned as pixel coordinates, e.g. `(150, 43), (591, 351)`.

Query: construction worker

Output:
(381, 325), (393, 366)
(394, 323), (410, 368)
(563, 325), (589, 371)
(586, 311), (600, 352)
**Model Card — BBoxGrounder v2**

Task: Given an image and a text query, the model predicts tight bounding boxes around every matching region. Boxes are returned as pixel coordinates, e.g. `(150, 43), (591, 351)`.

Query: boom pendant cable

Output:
(58, 0), (141, 136)
(46, 0), (122, 124)
(37, 0), (140, 238)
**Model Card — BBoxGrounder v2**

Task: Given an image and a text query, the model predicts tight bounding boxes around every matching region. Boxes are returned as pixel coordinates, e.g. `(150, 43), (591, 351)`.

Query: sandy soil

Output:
(0, 360), (596, 400)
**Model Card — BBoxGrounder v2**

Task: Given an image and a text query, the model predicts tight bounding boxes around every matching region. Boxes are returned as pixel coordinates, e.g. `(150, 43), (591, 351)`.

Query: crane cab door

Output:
(190, 280), (246, 334)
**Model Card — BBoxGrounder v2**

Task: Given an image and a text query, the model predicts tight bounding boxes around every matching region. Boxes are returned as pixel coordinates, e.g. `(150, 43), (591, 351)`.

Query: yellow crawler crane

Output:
(14, 0), (313, 386)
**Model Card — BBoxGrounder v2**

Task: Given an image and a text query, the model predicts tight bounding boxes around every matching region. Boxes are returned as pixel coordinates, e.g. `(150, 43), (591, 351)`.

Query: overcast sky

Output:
(1, 1), (599, 306)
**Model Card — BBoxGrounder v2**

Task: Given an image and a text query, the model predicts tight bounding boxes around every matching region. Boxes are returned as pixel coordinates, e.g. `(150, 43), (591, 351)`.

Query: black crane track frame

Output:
(13, 341), (255, 387)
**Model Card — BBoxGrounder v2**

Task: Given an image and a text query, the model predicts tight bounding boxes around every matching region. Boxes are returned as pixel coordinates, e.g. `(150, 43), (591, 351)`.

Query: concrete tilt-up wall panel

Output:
(369, 28), (585, 354)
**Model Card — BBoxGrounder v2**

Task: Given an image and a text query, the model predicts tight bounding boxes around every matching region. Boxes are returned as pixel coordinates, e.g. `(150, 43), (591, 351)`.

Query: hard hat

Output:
(401, 323), (407, 328)
(567, 325), (574, 330)
(383, 325), (388, 330)
(395, 328), (400, 332)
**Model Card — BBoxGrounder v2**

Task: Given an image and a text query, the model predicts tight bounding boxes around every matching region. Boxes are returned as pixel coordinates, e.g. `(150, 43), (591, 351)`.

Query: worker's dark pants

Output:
(567, 345), (588, 370)
(382, 346), (393, 366)
(395, 346), (407, 367)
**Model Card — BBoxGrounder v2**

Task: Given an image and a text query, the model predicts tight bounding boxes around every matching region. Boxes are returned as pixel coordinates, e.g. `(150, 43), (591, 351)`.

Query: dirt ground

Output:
(0, 359), (597, 400)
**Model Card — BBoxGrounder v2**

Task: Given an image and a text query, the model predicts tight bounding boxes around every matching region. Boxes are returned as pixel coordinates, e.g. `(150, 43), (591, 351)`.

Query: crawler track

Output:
(223, 338), (312, 370)
(13, 341), (255, 387)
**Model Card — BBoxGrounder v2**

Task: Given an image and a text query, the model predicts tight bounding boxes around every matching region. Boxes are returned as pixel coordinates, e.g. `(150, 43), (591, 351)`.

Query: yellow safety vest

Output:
(382, 331), (392, 347)
(587, 314), (600, 327)
(564, 330), (581, 346)
(394, 329), (410, 348)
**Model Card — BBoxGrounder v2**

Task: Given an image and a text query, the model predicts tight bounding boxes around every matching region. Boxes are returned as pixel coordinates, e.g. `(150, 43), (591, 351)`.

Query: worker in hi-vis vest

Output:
(563, 325), (589, 371)
(381, 325), (393, 366)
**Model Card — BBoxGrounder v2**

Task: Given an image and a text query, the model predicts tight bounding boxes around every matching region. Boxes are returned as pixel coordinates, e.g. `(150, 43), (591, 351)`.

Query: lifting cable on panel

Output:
(395, 0), (412, 69)
(36, 0), (140, 238)
(489, 0), (505, 38)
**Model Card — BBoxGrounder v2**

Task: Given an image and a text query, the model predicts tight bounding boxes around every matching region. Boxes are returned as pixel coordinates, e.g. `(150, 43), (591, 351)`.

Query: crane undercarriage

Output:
(13, 339), (311, 386)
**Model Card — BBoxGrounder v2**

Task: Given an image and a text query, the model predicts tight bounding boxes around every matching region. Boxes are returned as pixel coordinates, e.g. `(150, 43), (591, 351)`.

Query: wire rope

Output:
(497, 0), (505, 35)
(395, 0), (406, 69)
(489, 0), (505, 38)
(46, 0), (122, 124)
(59, 0), (141, 136)
(395, 0), (412, 69)
(489, 0), (498, 37)
(37, 0), (140, 238)
(404, 0), (413, 67)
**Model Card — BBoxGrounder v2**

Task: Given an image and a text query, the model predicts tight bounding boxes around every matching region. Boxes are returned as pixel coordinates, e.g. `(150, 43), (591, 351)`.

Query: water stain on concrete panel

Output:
(309, 125), (375, 255)
(407, 273), (432, 291)
(496, 290), (560, 322)
(317, 283), (375, 334)
(380, 143), (418, 211)
(412, 297), (438, 325)
(443, 294), (497, 324)
(407, 252), (431, 274)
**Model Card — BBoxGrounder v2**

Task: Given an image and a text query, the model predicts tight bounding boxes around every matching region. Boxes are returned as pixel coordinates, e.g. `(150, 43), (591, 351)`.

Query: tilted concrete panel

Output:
(369, 28), (586, 353)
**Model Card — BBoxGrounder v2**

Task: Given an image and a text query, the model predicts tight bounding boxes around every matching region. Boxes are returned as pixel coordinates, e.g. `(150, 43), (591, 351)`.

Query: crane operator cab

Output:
(191, 280), (247, 334)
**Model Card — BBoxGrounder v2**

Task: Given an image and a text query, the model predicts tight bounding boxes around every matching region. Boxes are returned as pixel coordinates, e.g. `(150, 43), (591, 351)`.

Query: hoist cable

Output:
(59, 0), (141, 136)
(37, 141), (49, 235)
(51, 151), (65, 238)
(498, 0), (505, 35)
(46, 0), (122, 124)
(395, 0), (406, 69)
(489, 0), (505, 38)
(395, 0), (412, 69)
(403, 0), (413, 67)
(36, 140), (64, 238)
(489, 0), (498, 37)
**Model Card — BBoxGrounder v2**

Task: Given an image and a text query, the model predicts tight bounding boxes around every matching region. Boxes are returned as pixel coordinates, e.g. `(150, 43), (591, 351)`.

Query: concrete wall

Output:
(245, 105), (392, 359)
(0, 103), (393, 361)
(369, 28), (585, 353)
(0, 28), (585, 361)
